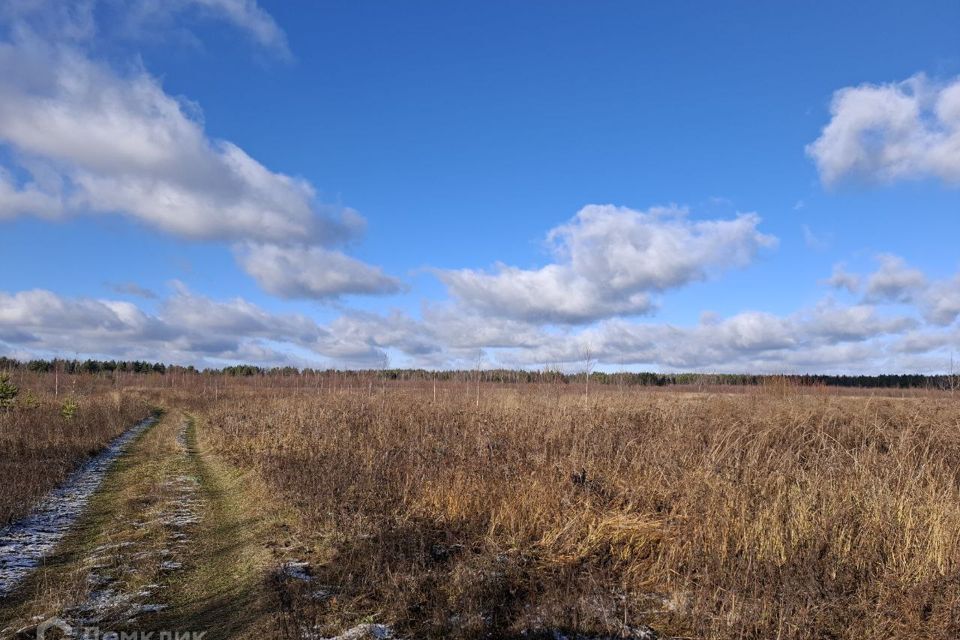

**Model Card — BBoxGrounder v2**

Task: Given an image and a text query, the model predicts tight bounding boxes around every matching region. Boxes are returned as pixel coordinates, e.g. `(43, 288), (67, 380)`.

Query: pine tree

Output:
(0, 373), (18, 411)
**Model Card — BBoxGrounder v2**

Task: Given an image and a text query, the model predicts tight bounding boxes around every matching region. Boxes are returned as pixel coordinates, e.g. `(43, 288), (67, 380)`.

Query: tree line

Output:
(0, 356), (956, 390)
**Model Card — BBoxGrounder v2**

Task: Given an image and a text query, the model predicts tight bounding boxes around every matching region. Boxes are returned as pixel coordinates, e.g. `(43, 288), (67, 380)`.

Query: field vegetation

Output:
(199, 383), (960, 639)
(0, 371), (153, 525)
(2, 369), (960, 639)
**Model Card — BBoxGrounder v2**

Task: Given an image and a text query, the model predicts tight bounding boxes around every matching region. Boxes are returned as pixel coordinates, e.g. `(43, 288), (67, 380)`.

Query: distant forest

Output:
(1, 356), (957, 390)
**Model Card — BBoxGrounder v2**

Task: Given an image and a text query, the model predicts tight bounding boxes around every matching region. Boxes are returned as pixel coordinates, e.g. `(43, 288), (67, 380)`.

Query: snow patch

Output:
(304, 623), (394, 640)
(0, 416), (157, 597)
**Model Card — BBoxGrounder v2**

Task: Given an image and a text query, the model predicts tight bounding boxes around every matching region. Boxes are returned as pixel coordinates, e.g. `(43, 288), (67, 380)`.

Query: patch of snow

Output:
(136, 603), (167, 614)
(0, 416), (157, 598)
(279, 560), (313, 582)
(547, 625), (659, 640)
(304, 623), (394, 640)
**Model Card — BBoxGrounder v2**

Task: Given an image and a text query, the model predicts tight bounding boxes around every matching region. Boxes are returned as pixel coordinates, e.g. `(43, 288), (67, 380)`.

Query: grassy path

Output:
(149, 413), (278, 639)
(0, 411), (280, 640)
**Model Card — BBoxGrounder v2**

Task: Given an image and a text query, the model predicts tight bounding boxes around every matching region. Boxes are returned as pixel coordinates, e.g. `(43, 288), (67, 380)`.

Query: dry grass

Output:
(0, 387), (153, 525)
(198, 385), (960, 639)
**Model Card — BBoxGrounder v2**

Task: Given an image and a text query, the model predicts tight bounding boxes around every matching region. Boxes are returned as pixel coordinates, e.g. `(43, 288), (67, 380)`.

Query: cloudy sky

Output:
(1, 1), (959, 373)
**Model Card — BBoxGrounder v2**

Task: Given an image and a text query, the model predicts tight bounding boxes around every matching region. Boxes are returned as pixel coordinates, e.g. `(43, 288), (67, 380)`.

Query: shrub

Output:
(18, 389), (40, 410)
(60, 397), (79, 420)
(0, 373), (18, 411)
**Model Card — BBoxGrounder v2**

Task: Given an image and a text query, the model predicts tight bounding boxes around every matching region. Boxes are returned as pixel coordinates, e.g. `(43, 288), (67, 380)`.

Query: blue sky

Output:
(1, 1), (958, 373)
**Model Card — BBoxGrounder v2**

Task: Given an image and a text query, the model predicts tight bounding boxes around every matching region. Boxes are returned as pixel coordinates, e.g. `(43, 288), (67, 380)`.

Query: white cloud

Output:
(0, 278), (955, 374)
(807, 74), (960, 186)
(802, 300), (916, 342)
(923, 275), (960, 326)
(439, 205), (777, 324)
(0, 289), (165, 348)
(237, 244), (403, 299)
(0, 166), (62, 218)
(853, 258), (960, 327)
(890, 327), (959, 355)
(822, 263), (861, 293)
(864, 254), (927, 303)
(487, 296), (920, 373)
(0, 37), (324, 242)
(161, 282), (324, 343)
(0, 1), (97, 41)
(2, 0), (289, 56)
(0, 286), (329, 365)
(421, 304), (548, 350)
(0, 31), (397, 300)
(168, 0), (289, 55)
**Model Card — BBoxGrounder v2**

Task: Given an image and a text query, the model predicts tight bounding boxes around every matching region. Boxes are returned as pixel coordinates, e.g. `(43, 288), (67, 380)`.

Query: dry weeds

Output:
(200, 385), (960, 639)
(0, 387), (152, 525)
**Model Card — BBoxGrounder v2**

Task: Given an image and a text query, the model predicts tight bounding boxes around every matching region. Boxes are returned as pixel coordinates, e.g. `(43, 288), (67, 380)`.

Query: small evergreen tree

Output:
(0, 373), (17, 411)
(19, 389), (40, 410)
(60, 397), (79, 420)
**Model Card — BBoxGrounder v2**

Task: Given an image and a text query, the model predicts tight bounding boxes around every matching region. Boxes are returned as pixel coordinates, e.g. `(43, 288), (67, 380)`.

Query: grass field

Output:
(200, 385), (960, 639)
(2, 375), (960, 639)
(0, 380), (153, 526)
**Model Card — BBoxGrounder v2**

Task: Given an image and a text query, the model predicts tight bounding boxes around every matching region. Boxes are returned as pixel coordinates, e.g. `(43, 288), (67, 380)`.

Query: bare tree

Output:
(475, 349), (485, 408)
(579, 343), (596, 402)
(949, 350), (958, 396)
(379, 352), (389, 394)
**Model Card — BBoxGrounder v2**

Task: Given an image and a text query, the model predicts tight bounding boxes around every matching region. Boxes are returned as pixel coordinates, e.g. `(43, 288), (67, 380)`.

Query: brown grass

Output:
(198, 385), (960, 639)
(0, 386), (153, 525)
(4, 374), (959, 638)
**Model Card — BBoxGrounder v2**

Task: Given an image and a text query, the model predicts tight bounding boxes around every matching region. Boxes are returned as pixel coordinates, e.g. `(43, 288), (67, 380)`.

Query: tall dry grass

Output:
(199, 385), (960, 639)
(0, 388), (153, 525)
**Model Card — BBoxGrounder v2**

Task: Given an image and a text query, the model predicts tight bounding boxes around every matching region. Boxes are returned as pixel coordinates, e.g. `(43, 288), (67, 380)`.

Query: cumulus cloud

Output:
(421, 304), (549, 350)
(161, 282), (325, 343)
(802, 300), (916, 342)
(864, 254), (927, 303)
(438, 205), (777, 324)
(0, 37), (324, 242)
(0, 289), (168, 348)
(822, 263), (861, 293)
(0, 29), (397, 300)
(0, 165), (62, 218)
(0, 278), (955, 374)
(922, 275), (960, 326)
(0, 286), (327, 365)
(0, 286), (447, 368)
(486, 296), (921, 373)
(237, 244), (402, 299)
(890, 327), (959, 355)
(827, 255), (948, 321)
(807, 74), (960, 186)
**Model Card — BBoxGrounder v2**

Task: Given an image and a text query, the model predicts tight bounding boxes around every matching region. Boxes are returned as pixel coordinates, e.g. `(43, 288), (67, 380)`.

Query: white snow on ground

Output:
(547, 627), (659, 640)
(67, 419), (204, 627)
(279, 560), (313, 582)
(0, 416), (157, 598)
(301, 623), (394, 640)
